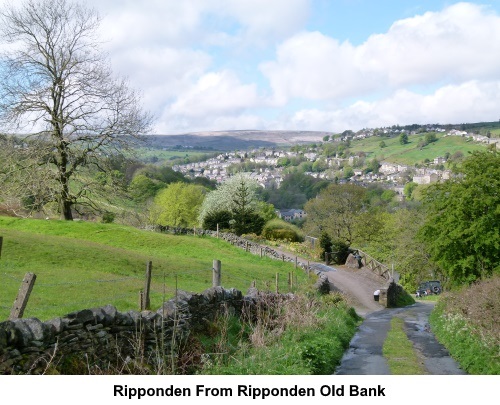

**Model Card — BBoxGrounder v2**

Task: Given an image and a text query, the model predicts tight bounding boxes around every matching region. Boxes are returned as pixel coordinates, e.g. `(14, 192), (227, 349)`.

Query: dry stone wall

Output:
(0, 228), (334, 374)
(0, 286), (301, 374)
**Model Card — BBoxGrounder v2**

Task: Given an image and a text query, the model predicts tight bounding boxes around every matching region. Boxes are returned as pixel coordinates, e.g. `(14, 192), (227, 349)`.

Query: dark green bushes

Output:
(262, 219), (304, 242)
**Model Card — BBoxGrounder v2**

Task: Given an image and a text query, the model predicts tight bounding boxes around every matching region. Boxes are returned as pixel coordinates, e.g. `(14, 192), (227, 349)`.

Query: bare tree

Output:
(0, 0), (152, 219)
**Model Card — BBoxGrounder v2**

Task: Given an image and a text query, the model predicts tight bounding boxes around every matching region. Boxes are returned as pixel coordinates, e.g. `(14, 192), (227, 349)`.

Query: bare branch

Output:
(0, 0), (152, 219)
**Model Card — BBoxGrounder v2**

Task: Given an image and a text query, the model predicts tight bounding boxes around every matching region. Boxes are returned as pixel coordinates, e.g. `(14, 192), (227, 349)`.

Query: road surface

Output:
(311, 263), (465, 375)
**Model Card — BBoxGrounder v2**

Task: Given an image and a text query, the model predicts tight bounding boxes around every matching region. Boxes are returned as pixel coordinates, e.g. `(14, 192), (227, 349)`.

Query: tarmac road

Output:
(310, 264), (465, 375)
(333, 300), (466, 375)
(260, 247), (466, 375)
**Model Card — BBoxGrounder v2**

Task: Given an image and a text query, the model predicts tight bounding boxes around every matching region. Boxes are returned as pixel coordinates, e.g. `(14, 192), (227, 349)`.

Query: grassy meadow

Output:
(0, 216), (308, 321)
(132, 147), (215, 165)
(349, 132), (487, 165)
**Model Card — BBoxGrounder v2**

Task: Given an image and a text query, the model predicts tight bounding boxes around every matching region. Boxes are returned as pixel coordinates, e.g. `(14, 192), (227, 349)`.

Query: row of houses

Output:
(276, 209), (307, 222)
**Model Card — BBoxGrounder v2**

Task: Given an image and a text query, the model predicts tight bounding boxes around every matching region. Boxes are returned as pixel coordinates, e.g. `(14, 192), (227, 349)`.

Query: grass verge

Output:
(428, 276), (500, 375)
(382, 317), (427, 375)
(197, 293), (361, 375)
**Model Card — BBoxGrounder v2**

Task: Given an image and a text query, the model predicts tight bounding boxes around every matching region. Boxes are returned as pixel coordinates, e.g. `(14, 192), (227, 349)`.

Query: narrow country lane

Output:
(334, 302), (466, 375)
(255, 244), (465, 375)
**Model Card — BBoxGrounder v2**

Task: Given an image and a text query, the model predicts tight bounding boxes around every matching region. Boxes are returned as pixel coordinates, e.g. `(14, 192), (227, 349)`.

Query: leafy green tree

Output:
(319, 231), (332, 257)
(150, 182), (205, 227)
(403, 182), (418, 200)
(232, 179), (259, 235)
(419, 151), (500, 284)
(256, 201), (278, 222)
(304, 183), (366, 245)
(202, 210), (233, 231)
(399, 133), (409, 145)
(360, 208), (441, 290)
(343, 166), (354, 179)
(330, 238), (350, 265)
(424, 133), (437, 144)
(128, 174), (161, 202)
(380, 189), (396, 202)
(312, 158), (328, 172)
(379, 141), (387, 148)
(366, 158), (380, 174)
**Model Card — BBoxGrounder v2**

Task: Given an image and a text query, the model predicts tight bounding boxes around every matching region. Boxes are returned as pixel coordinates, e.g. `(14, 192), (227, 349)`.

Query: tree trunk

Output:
(59, 169), (73, 220)
(60, 198), (73, 220)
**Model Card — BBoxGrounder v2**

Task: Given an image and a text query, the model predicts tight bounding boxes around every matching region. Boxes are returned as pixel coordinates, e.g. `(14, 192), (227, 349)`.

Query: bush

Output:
(101, 211), (115, 223)
(330, 239), (350, 264)
(298, 335), (343, 374)
(319, 232), (332, 258)
(262, 219), (304, 242)
(199, 294), (360, 375)
(202, 210), (233, 231)
(233, 212), (265, 236)
(429, 276), (500, 374)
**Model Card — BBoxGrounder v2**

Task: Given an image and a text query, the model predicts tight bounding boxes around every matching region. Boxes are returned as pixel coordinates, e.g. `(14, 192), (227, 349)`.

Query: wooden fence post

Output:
(139, 290), (144, 311)
(216, 223), (219, 239)
(0, 236), (3, 259)
(143, 261), (152, 310)
(10, 272), (36, 319)
(213, 259), (221, 287)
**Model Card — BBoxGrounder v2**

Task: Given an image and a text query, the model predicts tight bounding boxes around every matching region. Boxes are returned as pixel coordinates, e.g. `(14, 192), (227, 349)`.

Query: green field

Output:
(0, 217), (306, 321)
(132, 147), (216, 164)
(349, 133), (487, 165)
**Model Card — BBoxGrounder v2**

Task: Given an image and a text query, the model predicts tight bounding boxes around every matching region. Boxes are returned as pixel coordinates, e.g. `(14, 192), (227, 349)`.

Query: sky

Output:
(5, 0), (500, 134)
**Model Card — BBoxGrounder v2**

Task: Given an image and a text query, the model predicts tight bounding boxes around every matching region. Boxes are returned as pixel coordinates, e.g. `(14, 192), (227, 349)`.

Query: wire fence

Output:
(0, 228), (315, 322)
(0, 257), (305, 322)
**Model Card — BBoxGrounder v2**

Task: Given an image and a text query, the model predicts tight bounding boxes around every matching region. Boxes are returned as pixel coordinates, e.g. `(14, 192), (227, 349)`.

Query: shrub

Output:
(233, 212), (265, 236)
(262, 219), (303, 242)
(330, 238), (350, 264)
(298, 335), (343, 374)
(319, 232), (332, 257)
(202, 210), (233, 231)
(429, 276), (500, 374)
(101, 211), (115, 223)
(200, 294), (360, 375)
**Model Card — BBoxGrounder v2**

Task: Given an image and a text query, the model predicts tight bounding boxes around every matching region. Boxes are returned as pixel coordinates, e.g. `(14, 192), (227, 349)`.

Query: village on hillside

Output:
(172, 126), (499, 214)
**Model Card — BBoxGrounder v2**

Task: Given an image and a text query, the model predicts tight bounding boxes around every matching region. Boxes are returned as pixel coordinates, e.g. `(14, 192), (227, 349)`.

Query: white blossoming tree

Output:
(199, 173), (268, 235)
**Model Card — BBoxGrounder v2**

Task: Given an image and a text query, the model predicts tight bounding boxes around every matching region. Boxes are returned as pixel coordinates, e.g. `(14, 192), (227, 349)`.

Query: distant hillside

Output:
(143, 130), (331, 151)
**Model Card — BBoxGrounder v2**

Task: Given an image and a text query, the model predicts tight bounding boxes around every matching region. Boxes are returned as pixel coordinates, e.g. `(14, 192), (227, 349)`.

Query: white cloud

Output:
(93, 0), (310, 49)
(2, 0), (499, 133)
(108, 47), (211, 112)
(213, 0), (310, 45)
(155, 70), (263, 133)
(284, 80), (500, 132)
(261, 3), (500, 104)
(169, 70), (259, 116)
